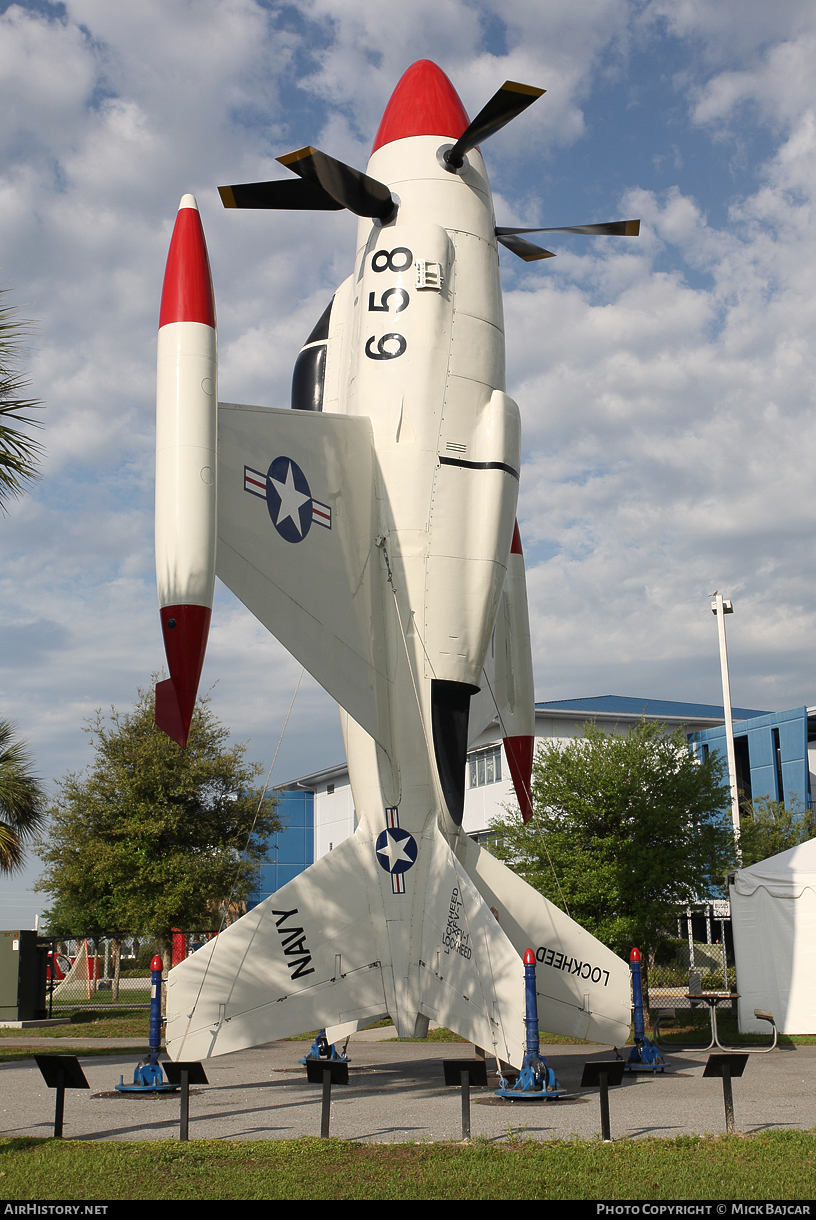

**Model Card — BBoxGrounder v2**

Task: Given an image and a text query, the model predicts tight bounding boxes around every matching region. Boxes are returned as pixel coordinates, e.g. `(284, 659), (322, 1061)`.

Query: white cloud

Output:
(643, 0), (816, 60)
(4, 0), (816, 922)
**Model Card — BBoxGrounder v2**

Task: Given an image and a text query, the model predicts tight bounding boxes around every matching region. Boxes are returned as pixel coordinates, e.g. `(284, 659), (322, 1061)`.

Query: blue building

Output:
(247, 788), (313, 908)
(248, 694), (813, 904)
(690, 706), (815, 810)
(248, 763), (348, 909)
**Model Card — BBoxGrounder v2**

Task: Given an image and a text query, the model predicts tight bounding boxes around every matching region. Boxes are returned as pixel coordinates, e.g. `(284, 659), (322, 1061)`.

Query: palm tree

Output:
(0, 290), (43, 511)
(0, 720), (46, 874)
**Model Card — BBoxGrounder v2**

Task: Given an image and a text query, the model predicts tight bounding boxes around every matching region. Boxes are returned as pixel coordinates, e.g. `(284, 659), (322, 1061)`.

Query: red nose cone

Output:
(372, 60), (470, 153)
(523, 948), (536, 966)
(159, 197), (216, 330)
(630, 947), (641, 962)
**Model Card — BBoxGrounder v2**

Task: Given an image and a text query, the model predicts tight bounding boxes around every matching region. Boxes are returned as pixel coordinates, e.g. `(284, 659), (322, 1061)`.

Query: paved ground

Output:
(2, 1030), (814, 1144)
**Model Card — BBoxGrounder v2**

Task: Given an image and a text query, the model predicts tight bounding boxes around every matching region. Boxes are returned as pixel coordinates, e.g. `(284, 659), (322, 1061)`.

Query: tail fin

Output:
(165, 809), (537, 1067)
(154, 678), (187, 748)
(155, 604), (212, 748)
(458, 835), (631, 1044)
(165, 832), (387, 1060)
(469, 520), (536, 820)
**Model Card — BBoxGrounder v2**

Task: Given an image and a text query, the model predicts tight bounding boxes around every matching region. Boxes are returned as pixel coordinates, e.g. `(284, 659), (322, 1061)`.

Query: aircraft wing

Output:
(165, 832), (389, 1060)
(216, 403), (393, 756)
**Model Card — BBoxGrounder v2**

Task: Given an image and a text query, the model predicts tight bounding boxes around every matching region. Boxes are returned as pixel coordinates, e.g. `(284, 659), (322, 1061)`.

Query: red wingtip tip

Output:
(372, 60), (470, 153)
(159, 195), (216, 329)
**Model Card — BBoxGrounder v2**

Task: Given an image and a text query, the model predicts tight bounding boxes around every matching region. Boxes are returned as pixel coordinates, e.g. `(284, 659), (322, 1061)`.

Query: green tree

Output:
(36, 683), (279, 952)
(489, 719), (733, 957)
(738, 794), (815, 867)
(0, 720), (47, 874)
(0, 291), (43, 510)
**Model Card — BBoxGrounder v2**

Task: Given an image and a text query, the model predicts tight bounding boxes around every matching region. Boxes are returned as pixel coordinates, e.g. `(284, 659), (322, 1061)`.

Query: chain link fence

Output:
(647, 901), (735, 1012)
(42, 907), (736, 1019)
(44, 933), (217, 1011)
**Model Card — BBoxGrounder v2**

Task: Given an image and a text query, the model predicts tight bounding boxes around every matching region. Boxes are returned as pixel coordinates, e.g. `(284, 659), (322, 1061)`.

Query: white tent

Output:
(729, 838), (816, 1034)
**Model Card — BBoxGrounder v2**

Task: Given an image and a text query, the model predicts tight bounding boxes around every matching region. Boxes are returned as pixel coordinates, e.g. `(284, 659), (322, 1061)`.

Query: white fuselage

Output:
(321, 136), (520, 845)
(308, 136), (524, 1033)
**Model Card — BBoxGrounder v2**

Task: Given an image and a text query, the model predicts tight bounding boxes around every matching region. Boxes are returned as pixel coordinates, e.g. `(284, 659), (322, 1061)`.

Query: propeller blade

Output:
(219, 180), (343, 211)
(445, 81), (545, 171)
(277, 146), (396, 221)
(496, 219), (640, 237)
(497, 234), (556, 262)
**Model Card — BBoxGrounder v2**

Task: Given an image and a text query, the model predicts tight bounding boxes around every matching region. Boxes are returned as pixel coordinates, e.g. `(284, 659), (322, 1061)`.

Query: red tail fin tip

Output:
(155, 678), (189, 749)
(504, 734), (535, 823)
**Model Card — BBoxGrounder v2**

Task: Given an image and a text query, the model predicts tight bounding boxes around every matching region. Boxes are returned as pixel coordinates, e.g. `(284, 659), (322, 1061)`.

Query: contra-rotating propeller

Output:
(441, 80), (544, 171)
(218, 80), (543, 221)
(218, 79), (640, 261)
(495, 219), (641, 262)
(218, 146), (394, 220)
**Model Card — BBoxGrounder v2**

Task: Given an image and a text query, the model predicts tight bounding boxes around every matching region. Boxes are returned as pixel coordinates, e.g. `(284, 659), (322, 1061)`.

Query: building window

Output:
(469, 830), (500, 848)
(773, 727), (784, 805)
(469, 746), (502, 789)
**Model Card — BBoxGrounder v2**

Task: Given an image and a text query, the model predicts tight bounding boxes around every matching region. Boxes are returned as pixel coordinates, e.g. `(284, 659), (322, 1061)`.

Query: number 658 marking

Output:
(372, 247), (413, 273)
(368, 288), (409, 313)
(365, 333), (407, 360)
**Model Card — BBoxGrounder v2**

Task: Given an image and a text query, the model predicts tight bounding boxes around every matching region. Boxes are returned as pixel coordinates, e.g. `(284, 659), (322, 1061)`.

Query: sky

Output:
(2, 0), (816, 927)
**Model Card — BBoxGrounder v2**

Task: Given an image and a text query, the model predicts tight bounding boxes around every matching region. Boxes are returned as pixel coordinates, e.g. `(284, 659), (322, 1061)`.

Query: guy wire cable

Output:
(479, 666), (571, 919)
(177, 667), (305, 1050)
(218, 665), (307, 930)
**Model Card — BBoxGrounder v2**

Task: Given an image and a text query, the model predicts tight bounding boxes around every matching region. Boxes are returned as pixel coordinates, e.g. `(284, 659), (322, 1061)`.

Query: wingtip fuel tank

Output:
(157, 63), (639, 1062)
(154, 194), (217, 748)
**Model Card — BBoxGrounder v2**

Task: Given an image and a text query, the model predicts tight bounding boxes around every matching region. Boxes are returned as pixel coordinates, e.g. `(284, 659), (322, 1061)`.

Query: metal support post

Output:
(703, 1053), (748, 1134)
(53, 1068), (66, 1139)
(320, 1068), (332, 1138)
(495, 949), (564, 1099)
(460, 1069), (472, 1140)
(722, 1061), (735, 1134)
(626, 947), (666, 1071)
(180, 1069), (190, 1140)
(711, 593), (741, 860)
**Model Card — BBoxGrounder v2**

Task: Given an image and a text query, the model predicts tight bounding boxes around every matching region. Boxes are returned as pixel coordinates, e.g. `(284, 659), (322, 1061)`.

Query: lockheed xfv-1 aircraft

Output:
(155, 61), (639, 1064)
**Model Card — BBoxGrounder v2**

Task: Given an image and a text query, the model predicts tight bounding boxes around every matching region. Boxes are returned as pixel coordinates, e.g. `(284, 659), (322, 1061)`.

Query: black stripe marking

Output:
(438, 455), (520, 481)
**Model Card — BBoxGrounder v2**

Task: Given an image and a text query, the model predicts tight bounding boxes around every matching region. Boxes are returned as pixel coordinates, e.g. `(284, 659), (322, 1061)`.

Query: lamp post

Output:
(711, 593), (741, 862)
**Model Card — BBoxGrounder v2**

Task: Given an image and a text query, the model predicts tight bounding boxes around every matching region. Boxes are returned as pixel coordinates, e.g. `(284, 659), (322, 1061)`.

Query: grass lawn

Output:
(3, 1007), (813, 1064)
(0, 1132), (814, 1200)
(0, 1017), (575, 1064)
(648, 1010), (816, 1048)
(0, 1008), (150, 1056)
